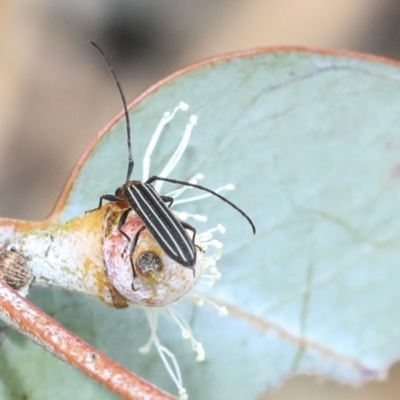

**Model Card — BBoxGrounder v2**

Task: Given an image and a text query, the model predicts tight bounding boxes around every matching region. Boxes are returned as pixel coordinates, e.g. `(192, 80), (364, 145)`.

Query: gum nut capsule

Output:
(0, 247), (31, 290)
(103, 216), (203, 307)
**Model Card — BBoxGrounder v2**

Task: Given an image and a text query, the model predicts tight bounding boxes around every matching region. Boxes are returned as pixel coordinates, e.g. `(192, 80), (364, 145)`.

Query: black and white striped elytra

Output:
(89, 41), (255, 288)
(122, 181), (196, 267)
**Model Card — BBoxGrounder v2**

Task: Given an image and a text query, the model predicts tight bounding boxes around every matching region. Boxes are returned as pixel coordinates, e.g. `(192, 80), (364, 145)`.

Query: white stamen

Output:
(209, 240), (223, 249)
(195, 343), (205, 362)
(217, 224), (226, 234)
(138, 103), (235, 398)
(200, 270), (221, 286)
(138, 343), (151, 354)
(179, 389), (189, 400)
(219, 307), (228, 316)
(167, 308), (205, 361)
(210, 266), (222, 280)
(199, 232), (212, 243)
(198, 224), (226, 241)
(192, 295), (204, 307)
(142, 310), (187, 396)
(175, 211), (188, 221)
(167, 173), (204, 199)
(201, 271), (222, 286)
(155, 114), (198, 192)
(174, 211), (208, 222)
(179, 101), (189, 111)
(167, 309), (192, 340)
(214, 248), (222, 260)
(192, 293), (228, 317)
(202, 257), (216, 268)
(142, 102), (189, 182)
(192, 214), (207, 222)
(196, 173), (205, 180)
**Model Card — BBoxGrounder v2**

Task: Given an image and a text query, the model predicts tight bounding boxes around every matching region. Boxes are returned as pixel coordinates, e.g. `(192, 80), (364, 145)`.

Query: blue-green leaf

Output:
(3, 48), (400, 399)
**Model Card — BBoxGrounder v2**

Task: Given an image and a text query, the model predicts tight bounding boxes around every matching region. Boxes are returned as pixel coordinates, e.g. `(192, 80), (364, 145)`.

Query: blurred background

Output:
(1, 1), (400, 398)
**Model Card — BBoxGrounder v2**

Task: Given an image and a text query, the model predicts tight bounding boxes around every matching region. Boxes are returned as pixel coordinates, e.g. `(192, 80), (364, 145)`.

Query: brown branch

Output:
(0, 279), (177, 400)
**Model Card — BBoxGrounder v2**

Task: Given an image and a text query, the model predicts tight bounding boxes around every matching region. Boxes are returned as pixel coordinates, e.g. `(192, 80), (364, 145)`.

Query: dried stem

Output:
(0, 279), (176, 400)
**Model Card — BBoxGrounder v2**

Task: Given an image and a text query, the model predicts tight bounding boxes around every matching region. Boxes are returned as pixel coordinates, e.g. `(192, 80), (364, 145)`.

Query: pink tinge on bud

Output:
(103, 214), (203, 307)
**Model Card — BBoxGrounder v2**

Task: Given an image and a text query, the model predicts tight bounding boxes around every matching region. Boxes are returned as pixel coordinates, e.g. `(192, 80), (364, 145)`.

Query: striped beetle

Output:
(89, 42), (256, 288)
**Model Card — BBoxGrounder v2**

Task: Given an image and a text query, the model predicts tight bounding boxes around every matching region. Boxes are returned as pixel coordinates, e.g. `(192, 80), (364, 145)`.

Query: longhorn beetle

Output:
(89, 41), (256, 287)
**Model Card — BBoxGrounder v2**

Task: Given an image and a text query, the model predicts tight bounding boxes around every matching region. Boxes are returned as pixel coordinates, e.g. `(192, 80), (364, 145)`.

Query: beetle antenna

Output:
(89, 41), (134, 182)
(146, 176), (256, 234)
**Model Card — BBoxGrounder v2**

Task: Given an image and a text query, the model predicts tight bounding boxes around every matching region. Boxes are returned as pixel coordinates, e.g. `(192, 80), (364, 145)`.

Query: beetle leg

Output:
(180, 220), (196, 242)
(129, 226), (146, 291)
(99, 194), (124, 208)
(117, 208), (132, 245)
(179, 220), (198, 276)
(86, 194), (124, 213)
(160, 195), (174, 208)
(115, 208), (146, 291)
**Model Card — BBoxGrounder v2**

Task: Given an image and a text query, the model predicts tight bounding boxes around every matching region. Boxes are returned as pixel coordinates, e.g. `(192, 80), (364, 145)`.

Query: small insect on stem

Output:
(88, 41), (256, 289)
(0, 246), (31, 290)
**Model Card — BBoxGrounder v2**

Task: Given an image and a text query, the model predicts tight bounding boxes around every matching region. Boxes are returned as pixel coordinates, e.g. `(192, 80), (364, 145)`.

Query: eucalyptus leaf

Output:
(2, 48), (400, 399)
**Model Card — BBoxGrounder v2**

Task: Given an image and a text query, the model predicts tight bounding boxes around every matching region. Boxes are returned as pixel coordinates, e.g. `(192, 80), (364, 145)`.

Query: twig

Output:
(0, 279), (176, 400)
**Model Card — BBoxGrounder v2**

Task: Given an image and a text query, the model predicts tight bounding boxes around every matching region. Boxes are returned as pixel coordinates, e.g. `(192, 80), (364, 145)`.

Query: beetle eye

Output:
(136, 252), (163, 274)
